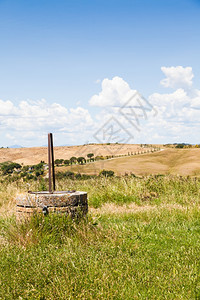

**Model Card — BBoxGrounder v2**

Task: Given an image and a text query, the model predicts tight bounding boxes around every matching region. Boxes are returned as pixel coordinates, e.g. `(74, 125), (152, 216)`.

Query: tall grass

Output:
(1, 175), (199, 208)
(0, 208), (200, 299)
(0, 175), (200, 298)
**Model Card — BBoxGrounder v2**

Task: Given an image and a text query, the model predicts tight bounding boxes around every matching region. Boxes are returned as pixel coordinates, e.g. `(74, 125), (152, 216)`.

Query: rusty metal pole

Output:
(50, 133), (55, 191)
(48, 133), (56, 193)
(48, 133), (52, 193)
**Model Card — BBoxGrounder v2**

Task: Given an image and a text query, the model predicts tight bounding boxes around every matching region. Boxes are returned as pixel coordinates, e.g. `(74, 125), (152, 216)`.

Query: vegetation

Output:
(0, 161), (45, 181)
(54, 158), (64, 166)
(70, 156), (77, 164)
(0, 162), (22, 175)
(64, 159), (70, 165)
(0, 175), (200, 298)
(66, 148), (200, 176)
(48, 148), (161, 171)
(99, 169), (115, 177)
(87, 153), (94, 161)
(77, 156), (86, 164)
(0, 146), (200, 298)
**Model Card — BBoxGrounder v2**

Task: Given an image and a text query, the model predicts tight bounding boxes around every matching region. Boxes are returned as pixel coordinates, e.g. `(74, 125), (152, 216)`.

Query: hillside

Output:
(0, 144), (155, 165)
(1, 145), (200, 176)
(63, 148), (200, 176)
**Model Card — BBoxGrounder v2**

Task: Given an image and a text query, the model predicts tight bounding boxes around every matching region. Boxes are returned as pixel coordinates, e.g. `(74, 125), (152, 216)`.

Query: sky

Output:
(0, 0), (200, 147)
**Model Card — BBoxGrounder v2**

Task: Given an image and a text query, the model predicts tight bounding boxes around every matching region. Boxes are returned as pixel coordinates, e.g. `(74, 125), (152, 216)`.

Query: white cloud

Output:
(160, 66), (194, 89)
(0, 99), (94, 146)
(6, 133), (15, 140)
(90, 76), (137, 107)
(89, 68), (200, 144)
(149, 87), (200, 123)
(0, 99), (17, 115)
(144, 67), (200, 143)
(1, 66), (200, 147)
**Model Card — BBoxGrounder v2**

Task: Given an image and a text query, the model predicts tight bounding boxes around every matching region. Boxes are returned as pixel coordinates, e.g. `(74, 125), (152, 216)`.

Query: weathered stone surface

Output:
(16, 191), (88, 218)
(16, 191), (87, 207)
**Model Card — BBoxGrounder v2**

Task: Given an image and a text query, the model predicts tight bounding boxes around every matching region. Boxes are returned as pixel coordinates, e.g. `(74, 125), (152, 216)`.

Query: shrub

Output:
(1, 162), (22, 175)
(55, 159), (64, 166)
(77, 157), (86, 164)
(99, 170), (114, 177)
(64, 159), (70, 165)
(87, 153), (94, 160)
(69, 157), (77, 164)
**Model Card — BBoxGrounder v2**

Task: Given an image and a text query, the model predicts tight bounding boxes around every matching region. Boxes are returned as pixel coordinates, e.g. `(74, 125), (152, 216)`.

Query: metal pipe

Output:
(48, 133), (52, 193)
(50, 133), (55, 191)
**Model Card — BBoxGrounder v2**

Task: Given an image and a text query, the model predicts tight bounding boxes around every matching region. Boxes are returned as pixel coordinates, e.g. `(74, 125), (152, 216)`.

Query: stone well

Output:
(16, 191), (88, 218)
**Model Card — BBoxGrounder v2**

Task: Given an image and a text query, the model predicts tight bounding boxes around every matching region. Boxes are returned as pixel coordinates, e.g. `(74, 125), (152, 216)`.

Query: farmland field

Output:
(1, 144), (200, 177)
(0, 144), (155, 165)
(0, 173), (200, 299)
(63, 148), (200, 176)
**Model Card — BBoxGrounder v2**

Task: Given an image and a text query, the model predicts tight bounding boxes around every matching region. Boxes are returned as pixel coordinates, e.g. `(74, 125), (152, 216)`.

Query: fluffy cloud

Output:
(90, 76), (137, 107)
(89, 67), (200, 144)
(0, 99), (94, 146)
(150, 88), (200, 124)
(147, 67), (200, 143)
(160, 66), (194, 89)
(1, 66), (200, 147)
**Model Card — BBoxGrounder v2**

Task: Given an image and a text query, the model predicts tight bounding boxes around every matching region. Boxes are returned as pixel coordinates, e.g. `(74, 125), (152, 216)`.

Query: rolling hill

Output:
(0, 144), (154, 165)
(63, 148), (200, 176)
(0, 145), (200, 176)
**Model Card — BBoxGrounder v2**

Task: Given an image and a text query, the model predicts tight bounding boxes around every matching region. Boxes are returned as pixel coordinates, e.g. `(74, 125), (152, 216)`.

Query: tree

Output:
(64, 159), (70, 165)
(35, 170), (43, 177)
(1, 162), (22, 175)
(54, 159), (64, 166)
(77, 157), (86, 164)
(99, 170), (114, 177)
(175, 144), (184, 149)
(87, 153), (94, 161)
(70, 157), (77, 164)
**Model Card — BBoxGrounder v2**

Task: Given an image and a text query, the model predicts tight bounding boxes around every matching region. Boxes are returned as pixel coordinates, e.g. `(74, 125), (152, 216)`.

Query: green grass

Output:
(1, 174), (200, 209)
(0, 209), (200, 299)
(0, 175), (200, 299)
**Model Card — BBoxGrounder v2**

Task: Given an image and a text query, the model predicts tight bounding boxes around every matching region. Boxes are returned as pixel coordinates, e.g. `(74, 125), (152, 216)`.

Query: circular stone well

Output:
(16, 191), (88, 218)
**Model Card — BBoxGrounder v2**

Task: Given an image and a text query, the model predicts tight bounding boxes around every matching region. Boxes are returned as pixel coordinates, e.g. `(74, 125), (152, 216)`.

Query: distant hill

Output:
(0, 144), (156, 165)
(0, 145), (200, 176)
(66, 148), (200, 177)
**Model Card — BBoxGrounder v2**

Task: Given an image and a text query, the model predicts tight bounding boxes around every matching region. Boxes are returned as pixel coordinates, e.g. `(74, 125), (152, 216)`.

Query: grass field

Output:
(1, 145), (200, 177)
(0, 144), (154, 165)
(0, 175), (200, 298)
(64, 148), (200, 176)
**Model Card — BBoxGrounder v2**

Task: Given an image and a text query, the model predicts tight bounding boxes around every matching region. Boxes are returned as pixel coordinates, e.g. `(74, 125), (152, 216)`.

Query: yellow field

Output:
(62, 148), (200, 176)
(0, 144), (154, 165)
(1, 145), (200, 176)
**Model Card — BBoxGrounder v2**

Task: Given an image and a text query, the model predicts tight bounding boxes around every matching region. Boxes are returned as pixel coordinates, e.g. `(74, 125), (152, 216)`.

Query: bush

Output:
(64, 160), (70, 166)
(56, 171), (75, 179)
(99, 170), (114, 177)
(77, 157), (86, 164)
(55, 159), (64, 166)
(75, 173), (82, 179)
(1, 162), (22, 175)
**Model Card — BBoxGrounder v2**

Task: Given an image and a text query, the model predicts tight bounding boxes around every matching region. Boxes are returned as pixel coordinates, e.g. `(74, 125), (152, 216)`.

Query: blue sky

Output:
(0, 0), (200, 146)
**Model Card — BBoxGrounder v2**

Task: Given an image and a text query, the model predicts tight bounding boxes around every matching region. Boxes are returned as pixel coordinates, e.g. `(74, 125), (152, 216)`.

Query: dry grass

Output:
(0, 175), (200, 298)
(1, 145), (200, 177)
(65, 148), (200, 176)
(0, 144), (154, 165)
(90, 202), (193, 215)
